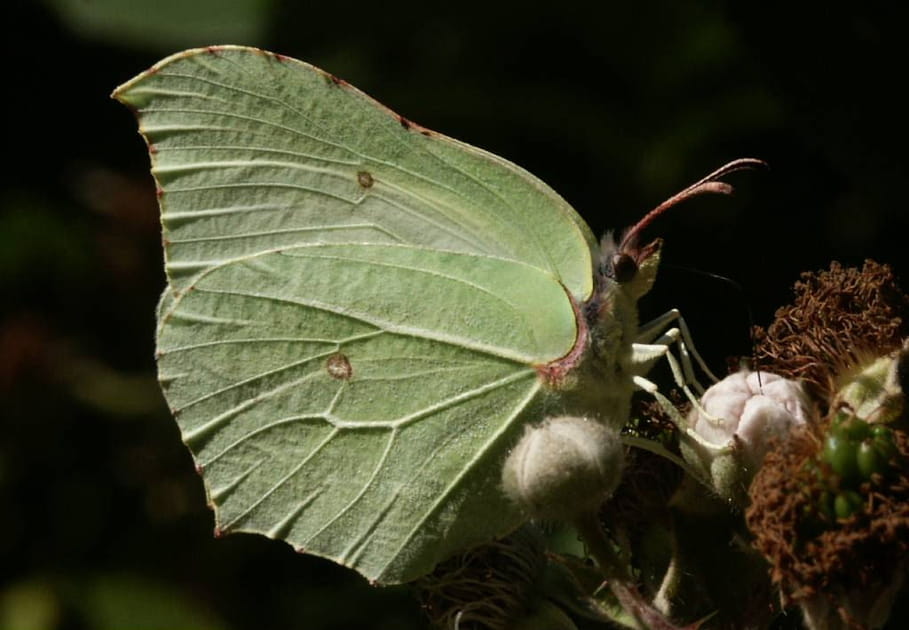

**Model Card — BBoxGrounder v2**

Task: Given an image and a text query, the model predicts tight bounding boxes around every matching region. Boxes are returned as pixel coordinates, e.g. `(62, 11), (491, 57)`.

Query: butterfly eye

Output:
(612, 252), (638, 283)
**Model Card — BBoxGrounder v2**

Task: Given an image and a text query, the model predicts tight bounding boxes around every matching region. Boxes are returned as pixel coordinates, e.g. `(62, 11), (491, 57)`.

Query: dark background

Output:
(3, 1), (908, 628)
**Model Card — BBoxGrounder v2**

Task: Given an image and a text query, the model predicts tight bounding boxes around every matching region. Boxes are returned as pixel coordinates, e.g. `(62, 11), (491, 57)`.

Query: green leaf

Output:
(113, 46), (601, 584)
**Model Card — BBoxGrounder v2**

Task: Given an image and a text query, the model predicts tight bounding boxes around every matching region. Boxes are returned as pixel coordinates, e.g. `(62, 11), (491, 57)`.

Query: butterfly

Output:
(114, 45), (760, 584)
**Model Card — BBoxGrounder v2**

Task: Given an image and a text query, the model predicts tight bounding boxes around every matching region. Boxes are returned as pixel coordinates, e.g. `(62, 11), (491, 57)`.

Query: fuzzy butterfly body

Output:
(115, 46), (745, 584)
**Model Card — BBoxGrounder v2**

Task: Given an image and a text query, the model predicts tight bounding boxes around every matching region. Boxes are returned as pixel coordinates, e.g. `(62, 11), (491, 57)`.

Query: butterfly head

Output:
(596, 232), (661, 301)
(598, 158), (767, 300)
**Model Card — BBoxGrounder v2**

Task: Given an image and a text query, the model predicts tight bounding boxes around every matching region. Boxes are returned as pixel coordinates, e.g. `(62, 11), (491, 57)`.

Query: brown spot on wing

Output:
(326, 353), (353, 380)
(357, 171), (375, 188)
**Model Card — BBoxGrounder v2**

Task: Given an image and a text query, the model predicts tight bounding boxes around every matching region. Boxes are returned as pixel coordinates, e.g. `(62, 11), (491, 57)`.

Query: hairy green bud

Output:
(502, 416), (624, 520)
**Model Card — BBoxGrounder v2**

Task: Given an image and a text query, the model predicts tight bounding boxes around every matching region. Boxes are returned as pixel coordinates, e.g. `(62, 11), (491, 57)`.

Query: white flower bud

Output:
(692, 370), (812, 467)
(502, 416), (624, 520)
(683, 371), (813, 505)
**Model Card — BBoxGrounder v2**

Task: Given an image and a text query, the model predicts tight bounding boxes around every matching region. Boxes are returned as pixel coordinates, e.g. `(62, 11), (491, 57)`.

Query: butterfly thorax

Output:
(540, 239), (662, 428)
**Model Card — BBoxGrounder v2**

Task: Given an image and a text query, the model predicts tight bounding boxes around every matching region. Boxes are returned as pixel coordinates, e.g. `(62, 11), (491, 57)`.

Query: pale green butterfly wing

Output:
(114, 46), (598, 584)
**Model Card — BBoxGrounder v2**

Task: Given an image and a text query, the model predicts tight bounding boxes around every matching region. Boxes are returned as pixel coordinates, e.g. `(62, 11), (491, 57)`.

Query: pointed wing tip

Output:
(111, 45), (291, 105)
(110, 78), (136, 104)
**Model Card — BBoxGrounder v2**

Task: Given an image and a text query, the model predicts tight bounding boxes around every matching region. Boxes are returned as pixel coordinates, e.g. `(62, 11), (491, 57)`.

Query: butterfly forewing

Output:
(116, 46), (595, 583)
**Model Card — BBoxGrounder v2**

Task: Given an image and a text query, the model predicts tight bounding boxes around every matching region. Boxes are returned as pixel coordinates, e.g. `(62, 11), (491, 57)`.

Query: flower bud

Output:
(834, 346), (907, 424)
(502, 416), (624, 520)
(683, 370), (813, 505)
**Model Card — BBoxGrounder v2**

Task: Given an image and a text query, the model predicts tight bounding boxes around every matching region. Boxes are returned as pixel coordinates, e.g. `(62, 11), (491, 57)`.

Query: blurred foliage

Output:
(1, 574), (226, 630)
(42, 0), (276, 51)
(2, 0), (908, 628)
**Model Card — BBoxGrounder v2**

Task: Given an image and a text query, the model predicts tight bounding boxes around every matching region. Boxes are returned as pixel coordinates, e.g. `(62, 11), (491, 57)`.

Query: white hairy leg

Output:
(636, 308), (721, 390)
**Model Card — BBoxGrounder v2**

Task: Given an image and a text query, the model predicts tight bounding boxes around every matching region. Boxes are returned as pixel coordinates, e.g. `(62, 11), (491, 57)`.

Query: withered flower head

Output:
(746, 419), (909, 625)
(752, 260), (909, 407)
(746, 260), (909, 629)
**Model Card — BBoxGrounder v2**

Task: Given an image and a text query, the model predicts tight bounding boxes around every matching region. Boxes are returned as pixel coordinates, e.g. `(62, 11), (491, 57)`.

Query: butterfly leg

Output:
(629, 340), (730, 446)
(620, 379), (716, 487)
(634, 309), (730, 429)
(630, 373), (730, 454)
(631, 335), (705, 403)
(636, 309), (720, 390)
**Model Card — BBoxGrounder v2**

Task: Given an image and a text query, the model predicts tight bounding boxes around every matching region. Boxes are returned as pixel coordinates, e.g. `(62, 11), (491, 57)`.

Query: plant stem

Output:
(572, 510), (630, 582)
(574, 510), (697, 630)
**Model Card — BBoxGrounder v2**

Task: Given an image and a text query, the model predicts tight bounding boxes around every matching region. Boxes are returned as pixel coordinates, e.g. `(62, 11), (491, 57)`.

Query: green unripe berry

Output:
(857, 439), (888, 478)
(871, 424), (893, 440)
(833, 416), (872, 442)
(823, 433), (859, 480)
(873, 432), (899, 462)
(834, 490), (864, 519)
(871, 424), (900, 461)
(820, 415), (901, 483)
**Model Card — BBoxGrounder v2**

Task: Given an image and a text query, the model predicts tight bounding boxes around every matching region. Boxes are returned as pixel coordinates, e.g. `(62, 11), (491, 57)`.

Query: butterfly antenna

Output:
(666, 264), (764, 390)
(620, 158), (767, 252)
